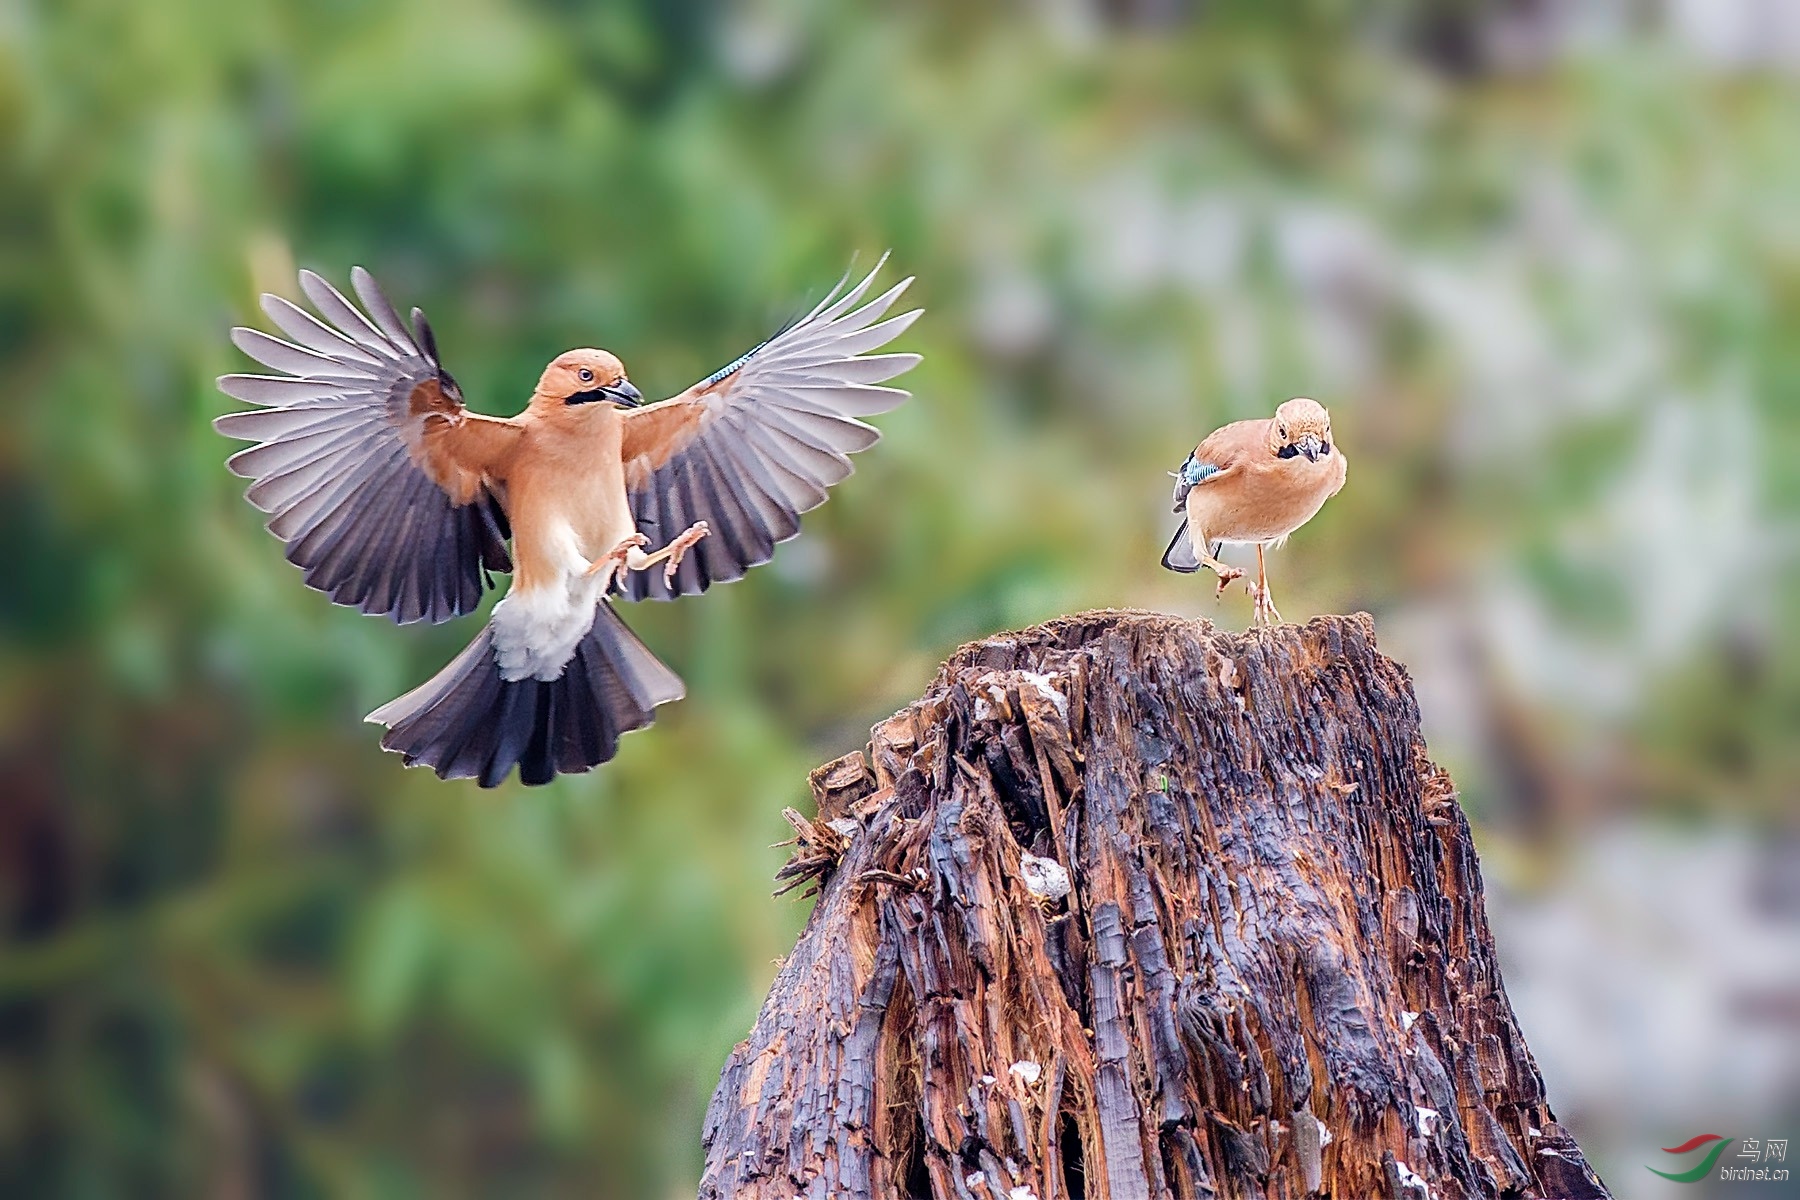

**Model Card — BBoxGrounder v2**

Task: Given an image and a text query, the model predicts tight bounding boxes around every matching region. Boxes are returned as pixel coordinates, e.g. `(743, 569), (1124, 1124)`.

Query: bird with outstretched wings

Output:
(218, 259), (920, 785)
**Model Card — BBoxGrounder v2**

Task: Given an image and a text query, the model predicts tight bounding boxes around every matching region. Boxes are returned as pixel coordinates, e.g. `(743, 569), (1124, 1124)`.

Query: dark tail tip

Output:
(1161, 520), (1202, 574)
(367, 603), (684, 787)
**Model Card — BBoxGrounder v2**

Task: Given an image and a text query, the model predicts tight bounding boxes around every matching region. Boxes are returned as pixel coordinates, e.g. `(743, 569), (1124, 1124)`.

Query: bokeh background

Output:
(2, 1), (1796, 1196)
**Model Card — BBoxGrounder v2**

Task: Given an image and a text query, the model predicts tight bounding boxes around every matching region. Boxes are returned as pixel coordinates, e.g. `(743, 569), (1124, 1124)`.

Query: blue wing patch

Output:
(700, 339), (770, 390)
(1171, 451), (1221, 512)
(1180, 454), (1221, 487)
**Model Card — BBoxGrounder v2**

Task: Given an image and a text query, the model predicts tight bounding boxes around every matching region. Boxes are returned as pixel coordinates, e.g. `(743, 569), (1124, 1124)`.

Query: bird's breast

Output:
(1186, 453), (1344, 543)
(506, 424), (634, 589)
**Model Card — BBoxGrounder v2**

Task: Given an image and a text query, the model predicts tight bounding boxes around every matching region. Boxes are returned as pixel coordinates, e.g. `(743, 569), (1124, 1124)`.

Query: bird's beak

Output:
(604, 379), (643, 407)
(1296, 434), (1323, 462)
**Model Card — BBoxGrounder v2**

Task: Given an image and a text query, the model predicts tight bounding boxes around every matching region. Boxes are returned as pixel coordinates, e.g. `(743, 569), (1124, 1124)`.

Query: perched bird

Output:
(217, 259), (919, 786)
(1161, 397), (1347, 625)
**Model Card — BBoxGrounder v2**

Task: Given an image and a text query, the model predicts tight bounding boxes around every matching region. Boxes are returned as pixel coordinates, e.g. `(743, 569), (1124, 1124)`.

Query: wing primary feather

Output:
(410, 307), (440, 364)
(709, 428), (802, 540)
(785, 308), (923, 360)
(217, 374), (354, 406)
(702, 438), (796, 544)
(731, 420), (830, 510)
(778, 352), (919, 385)
(263, 439), (396, 545)
(791, 257), (863, 328)
(780, 383), (909, 417)
(745, 411), (854, 484)
(816, 275), (913, 336)
(259, 295), (387, 365)
(299, 270), (392, 353)
(247, 436), (379, 514)
(759, 402), (876, 458)
(350, 267), (422, 355)
(217, 404), (363, 449)
(230, 328), (380, 379)
(226, 417), (371, 479)
(809, 253), (891, 326)
(264, 444), (385, 541)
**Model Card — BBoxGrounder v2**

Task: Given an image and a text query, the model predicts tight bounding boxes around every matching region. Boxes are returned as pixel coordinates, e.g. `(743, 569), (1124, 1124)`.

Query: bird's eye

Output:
(577, 367), (594, 383)
(1278, 424), (1289, 440)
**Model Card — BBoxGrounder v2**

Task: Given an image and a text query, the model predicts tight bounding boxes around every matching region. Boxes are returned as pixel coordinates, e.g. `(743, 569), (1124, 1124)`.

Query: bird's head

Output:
(532, 349), (642, 413)
(1269, 397), (1333, 462)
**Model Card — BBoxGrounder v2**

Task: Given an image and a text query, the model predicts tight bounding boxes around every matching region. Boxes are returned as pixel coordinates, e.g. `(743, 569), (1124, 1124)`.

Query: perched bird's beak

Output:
(604, 379), (643, 407)
(1295, 433), (1323, 462)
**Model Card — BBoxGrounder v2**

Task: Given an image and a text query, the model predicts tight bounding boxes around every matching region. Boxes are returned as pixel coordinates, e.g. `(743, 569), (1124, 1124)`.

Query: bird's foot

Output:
(1247, 581), (1282, 626)
(661, 521), (710, 585)
(584, 533), (650, 586)
(1211, 566), (1244, 598)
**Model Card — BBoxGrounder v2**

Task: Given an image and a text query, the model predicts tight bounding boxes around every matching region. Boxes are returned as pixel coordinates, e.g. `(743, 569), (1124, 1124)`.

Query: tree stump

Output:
(700, 611), (1610, 1200)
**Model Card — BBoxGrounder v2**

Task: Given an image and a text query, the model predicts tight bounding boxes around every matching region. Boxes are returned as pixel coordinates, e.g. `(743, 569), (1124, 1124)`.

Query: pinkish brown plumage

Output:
(217, 260), (920, 786)
(1163, 397), (1347, 624)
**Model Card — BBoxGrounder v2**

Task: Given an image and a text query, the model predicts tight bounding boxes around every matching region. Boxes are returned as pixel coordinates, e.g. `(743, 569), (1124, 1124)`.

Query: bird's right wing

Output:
(216, 268), (520, 624)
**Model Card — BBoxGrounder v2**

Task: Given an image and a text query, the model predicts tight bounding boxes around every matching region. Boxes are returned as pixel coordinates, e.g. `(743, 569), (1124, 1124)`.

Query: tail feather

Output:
(1161, 520), (1201, 573)
(368, 601), (684, 787)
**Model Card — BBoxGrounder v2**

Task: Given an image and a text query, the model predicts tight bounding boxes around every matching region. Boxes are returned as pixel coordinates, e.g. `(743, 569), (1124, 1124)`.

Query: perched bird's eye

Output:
(1277, 423), (1289, 441)
(578, 367), (595, 383)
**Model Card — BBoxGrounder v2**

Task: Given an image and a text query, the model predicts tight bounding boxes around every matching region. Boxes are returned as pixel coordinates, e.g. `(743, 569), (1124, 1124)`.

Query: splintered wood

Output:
(700, 611), (1610, 1200)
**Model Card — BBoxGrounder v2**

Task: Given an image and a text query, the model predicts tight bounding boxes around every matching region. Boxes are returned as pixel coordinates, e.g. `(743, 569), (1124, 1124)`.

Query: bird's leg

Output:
(1195, 539), (1244, 598)
(584, 532), (650, 588)
(1248, 544), (1282, 625)
(626, 521), (711, 585)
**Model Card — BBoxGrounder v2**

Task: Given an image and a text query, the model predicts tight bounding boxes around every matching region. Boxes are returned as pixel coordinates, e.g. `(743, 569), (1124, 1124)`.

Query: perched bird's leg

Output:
(584, 532), (651, 588)
(1248, 544), (1282, 626)
(625, 521), (712, 585)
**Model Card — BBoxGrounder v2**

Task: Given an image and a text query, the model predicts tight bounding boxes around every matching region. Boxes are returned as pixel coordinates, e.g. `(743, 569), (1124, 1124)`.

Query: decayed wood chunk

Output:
(701, 610), (1610, 1200)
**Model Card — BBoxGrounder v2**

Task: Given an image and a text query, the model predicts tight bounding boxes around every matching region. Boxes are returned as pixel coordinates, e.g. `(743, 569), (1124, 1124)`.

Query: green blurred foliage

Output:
(1, 0), (1795, 1195)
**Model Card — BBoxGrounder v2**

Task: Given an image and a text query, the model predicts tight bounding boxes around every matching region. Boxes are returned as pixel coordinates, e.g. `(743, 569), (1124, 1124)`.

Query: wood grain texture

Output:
(700, 610), (1610, 1200)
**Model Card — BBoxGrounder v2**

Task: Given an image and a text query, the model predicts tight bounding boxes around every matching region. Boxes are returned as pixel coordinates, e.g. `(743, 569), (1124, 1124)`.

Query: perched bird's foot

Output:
(661, 521), (711, 585)
(585, 533), (650, 584)
(1247, 582), (1282, 626)
(1211, 566), (1244, 599)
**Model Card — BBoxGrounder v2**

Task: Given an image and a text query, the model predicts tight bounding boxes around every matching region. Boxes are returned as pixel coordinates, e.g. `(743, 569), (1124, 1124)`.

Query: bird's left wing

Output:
(216, 268), (518, 624)
(613, 258), (921, 600)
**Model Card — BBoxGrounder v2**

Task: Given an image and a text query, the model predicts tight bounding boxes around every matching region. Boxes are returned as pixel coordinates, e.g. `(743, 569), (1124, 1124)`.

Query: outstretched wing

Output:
(216, 268), (519, 624)
(613, 257), (921, 601)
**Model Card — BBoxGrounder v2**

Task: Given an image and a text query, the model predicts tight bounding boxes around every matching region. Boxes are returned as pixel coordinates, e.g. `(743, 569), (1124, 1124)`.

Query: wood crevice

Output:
(701, 610), (1610, 1200)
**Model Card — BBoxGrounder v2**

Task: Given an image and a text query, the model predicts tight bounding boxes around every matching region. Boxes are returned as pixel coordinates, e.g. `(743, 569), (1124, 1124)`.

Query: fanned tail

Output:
(367, 602), (684, 787)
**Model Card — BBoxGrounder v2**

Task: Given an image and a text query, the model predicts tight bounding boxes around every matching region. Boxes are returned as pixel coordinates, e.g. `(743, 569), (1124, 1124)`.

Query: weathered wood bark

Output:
(700, 611), (1610, 1200)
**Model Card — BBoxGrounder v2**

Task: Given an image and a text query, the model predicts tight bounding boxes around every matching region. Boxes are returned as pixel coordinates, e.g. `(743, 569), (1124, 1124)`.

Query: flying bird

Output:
(1162, 397), (1347, 625)
(217, 259), (919, 786)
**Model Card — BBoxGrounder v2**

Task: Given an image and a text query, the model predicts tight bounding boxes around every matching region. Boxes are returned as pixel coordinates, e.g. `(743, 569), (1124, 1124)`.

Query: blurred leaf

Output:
(351, 883), (432, 1037)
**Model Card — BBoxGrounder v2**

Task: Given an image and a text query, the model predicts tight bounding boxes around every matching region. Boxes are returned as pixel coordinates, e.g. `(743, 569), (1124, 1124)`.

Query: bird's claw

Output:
(585, 533), (650, 580)
(1247, 581), (1282, 626)
(662, 521), (710, 585)
(1212, 566), (1244, 598)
